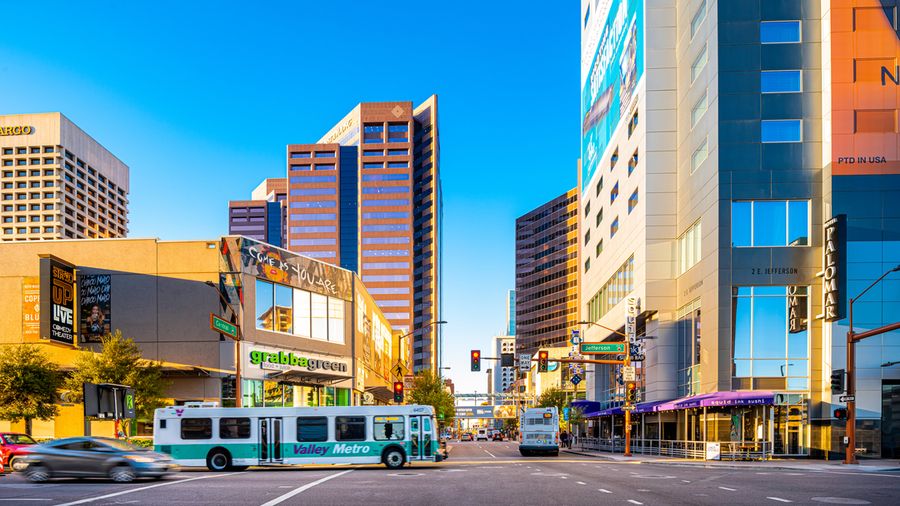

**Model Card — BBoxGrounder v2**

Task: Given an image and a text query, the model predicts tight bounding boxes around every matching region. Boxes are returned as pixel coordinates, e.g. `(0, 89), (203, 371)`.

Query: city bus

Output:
(518, 407), (559, 456)
(153, 404), (442, 470)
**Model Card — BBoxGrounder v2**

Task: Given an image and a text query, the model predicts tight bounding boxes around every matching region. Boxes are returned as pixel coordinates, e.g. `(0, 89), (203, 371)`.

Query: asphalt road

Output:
(0, 440), (898, 505)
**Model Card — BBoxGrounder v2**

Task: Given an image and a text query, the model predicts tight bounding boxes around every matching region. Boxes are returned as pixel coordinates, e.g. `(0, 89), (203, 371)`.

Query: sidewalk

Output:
(562, 448), (900, 473)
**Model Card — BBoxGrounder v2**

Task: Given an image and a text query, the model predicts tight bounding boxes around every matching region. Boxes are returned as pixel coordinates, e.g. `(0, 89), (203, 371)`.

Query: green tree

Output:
(407, 370), (455, 427)
(64, 330), (168, 422)
(0, 345), (63, 434)
(537, 387), (583, 430)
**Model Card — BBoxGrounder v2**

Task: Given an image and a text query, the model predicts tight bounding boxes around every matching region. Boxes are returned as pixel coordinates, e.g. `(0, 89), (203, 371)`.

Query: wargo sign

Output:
(0, 125), (34, 136)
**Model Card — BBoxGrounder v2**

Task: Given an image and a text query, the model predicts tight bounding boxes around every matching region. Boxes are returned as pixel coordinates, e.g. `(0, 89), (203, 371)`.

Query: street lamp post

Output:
(844, 264), (900, 464)
(578, 320), (632, 456)
(205, 281), (243, 408)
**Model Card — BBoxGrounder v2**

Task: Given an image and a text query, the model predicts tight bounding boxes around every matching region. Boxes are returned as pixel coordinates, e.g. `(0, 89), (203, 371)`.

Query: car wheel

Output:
(382, 448), (405, 469)
(109, 464), (135, 483)
(9, 456), (27, 472)
(206, 449), (231, 472)
(25, 465), (51, 482)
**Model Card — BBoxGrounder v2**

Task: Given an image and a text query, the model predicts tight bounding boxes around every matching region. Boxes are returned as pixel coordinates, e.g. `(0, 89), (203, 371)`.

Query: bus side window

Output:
(297, 417), (328, 442)
(181, 418), (212, 440)
(160, 419), (167, 429)
(374, 416), (405, 441)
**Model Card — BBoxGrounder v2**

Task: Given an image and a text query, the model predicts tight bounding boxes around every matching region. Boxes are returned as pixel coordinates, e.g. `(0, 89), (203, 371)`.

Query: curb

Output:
(561, 450), (900, 472)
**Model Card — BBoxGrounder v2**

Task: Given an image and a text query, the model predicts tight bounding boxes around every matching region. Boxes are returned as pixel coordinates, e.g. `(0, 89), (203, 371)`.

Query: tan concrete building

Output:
(0, 113), (129, 241)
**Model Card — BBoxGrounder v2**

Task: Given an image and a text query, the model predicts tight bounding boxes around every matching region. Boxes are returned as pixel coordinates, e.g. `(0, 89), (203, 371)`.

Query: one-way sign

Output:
(839, 395), (855, 402)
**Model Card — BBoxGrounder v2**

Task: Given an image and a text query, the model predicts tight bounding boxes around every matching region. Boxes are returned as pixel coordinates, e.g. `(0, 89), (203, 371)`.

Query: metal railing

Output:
(576, 437), (771, 460)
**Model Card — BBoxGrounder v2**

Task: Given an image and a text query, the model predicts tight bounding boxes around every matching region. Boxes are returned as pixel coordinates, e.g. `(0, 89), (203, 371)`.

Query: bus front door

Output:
(258, 417), (283, 464)
(409, 416), (434, 461)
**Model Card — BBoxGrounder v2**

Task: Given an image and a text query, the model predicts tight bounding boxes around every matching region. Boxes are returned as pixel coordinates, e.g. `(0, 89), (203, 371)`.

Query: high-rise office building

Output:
(578, 0), (900, 458)
(493, 335), (516, 397)
(232, 98), (442, 372)
(0, 113), (128, 241)
(228, 178), (287, 247)
(515, 189), (579, 357)
(506, 289), (516, 336)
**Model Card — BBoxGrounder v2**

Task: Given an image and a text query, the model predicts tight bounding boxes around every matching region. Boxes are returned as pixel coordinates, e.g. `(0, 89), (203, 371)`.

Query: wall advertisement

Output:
(241, 342), (351, 381)
(22, 276), (40, 339)
(581, 0), (644, 191)
(39, 256), (76, 346)
(79, 274), (111, 343)
(832, 0), (900, 175)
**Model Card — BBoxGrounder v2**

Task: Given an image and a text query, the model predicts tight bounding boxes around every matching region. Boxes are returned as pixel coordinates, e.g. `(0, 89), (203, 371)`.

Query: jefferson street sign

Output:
(581, 342), (626, 354)
(210, 314), (238, 340)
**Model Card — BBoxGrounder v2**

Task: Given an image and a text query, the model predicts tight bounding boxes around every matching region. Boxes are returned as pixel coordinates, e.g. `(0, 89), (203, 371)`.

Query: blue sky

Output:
(0, 1), (579, 394)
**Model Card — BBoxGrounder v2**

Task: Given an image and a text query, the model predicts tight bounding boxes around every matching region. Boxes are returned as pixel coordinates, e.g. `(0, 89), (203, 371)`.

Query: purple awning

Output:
(581, 391), (775, 417)
(571, 400), (601, 413)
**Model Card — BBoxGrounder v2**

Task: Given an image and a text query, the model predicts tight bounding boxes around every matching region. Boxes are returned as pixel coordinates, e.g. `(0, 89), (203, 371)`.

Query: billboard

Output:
(832, 0), (900, 175)
(79, 274), (111, 343)
(581, 0), (644, 191)
(39, 256), (76, 346)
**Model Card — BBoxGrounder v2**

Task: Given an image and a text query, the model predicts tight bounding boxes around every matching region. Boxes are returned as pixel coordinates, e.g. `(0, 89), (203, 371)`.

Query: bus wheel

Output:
(206, 448), (231, 472)
(382, 447), (406, 469)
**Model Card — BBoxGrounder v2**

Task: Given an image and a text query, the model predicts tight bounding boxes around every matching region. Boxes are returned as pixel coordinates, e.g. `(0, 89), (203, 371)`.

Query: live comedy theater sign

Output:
(39, 255), (76, 346)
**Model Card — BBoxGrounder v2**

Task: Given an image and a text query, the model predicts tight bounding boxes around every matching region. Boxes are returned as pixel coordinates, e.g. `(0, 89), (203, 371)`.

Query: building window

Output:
(732, 286), (809, 391)
(761, 120), (802, 143)
(362, 199), (410, 207)
(291, 188), (336, 196)
(691, 91), (708, 127)
(364, 162), (384, 169)
(290, 201), (336, 208)
(584, 200), (591, 218)
(363, 150), (383, 156)
(311, 293), (328, 340)
(627, 111), (639, 137)
(314, 164), (336, 171)
(586, 255), (635, 322)
(364, 124), (385, 144)
(610, 182), (619, 204)
(628, 189), (639, 214)
(362, 212), (409, 219)
(595, 208), (604, 227)
(584, 229), (591, 246)
(760, 21), (801, 44)
(676, 300), (702, 397)
(314, 151), (335, 158)
(731, 200), (809, 247)
(610, 148), (619, 170)
(690, 0), (707, 38)
(584, 258), (591, 272)
(610, 216), (619, 238)
(691, 45), (708, 82)
(290, 165), (311, 171)
(595, 239), (603, 257)
(362, 187), (409, 195)
(761, 70), (802, 93)
(388, 123), (409, 143)
(628, 150), (638, 175)
(290, 213), (336, 221)
(290, 152), (311, 159)
(387, 149), (408, 156)
(387, 162), (408, 168)
(293, 289), (312, 338)
(678, 221), (702, 274)
(362, 173), (409, 182)
(595, 176), (604, 196)
(691, 138), (708, 173)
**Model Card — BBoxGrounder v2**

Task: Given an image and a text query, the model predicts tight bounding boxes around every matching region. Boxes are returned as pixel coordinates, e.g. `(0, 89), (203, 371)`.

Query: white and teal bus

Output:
(518, 407), (559, 456)
(153, 404), (442, 470)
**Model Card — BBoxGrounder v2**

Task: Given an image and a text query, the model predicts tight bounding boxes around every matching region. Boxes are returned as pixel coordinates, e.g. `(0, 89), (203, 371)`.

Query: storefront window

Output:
(324, 386), (335, 406)
(336, 387), (350, 406)
(242, 379), (264, 407)
(311, 293), (328, 340)
(264, 381), (283, 407)
(676, 300), (701, 397)
(274, 284), (293, 334)
(256, 280), (274, 331)
(293, 289), (311, 338)
(328, 297), (345, 343)
(732, 286), (809, 390)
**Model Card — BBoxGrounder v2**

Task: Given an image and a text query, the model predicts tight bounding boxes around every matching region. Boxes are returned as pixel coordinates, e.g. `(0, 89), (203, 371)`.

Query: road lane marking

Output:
(719, 486), (737, 491)
(260, 470), (353, 506)
(56, 472), (244, 506)
(577, 481), (586, 485)
(767, 498), (793, 503)
(627, 500), (643, 505)
(0, 500), (52, 502)
(598, 489), (612, 494)
(681, 480), (691, 483)
(483, 449), (496, 458)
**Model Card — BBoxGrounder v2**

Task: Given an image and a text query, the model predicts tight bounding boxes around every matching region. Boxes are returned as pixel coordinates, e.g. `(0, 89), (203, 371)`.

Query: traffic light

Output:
(470, 350), (481, 372)
(393, 381), (404, 403)
(538, 350), (549, 373)
(834, 408), (848, 420)
(626, 382), (637, 403)
(831, 368), (845, 395)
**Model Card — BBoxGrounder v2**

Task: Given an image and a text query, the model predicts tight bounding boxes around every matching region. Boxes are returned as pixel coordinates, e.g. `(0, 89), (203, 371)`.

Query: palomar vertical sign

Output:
(39, 255), (76, 346)
(822, 215), (846, 322)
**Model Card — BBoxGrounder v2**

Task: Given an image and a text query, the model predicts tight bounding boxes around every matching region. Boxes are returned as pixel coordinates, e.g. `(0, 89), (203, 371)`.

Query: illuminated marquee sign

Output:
(0, 126), (34, 136)
(39, 256), (77, 346)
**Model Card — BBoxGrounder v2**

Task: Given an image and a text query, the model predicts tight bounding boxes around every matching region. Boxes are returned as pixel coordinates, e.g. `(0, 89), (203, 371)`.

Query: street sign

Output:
(519, 353), (532, 370)
(622, 366), (635, 382)
(581, 342), (626, 354)
(839, 395), (855, 403)
(403, 375), (415, 390)
(570, 329), (582, 346)
(391, 362), (406, 379)
(570, 374), (582, 385)
(210, 314), (238, 340)
(623, 405), (636, 411)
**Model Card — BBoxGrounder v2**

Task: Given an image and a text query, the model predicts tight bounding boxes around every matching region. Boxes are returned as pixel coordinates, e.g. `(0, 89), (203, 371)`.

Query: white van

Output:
(476, 428), (489, 441)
